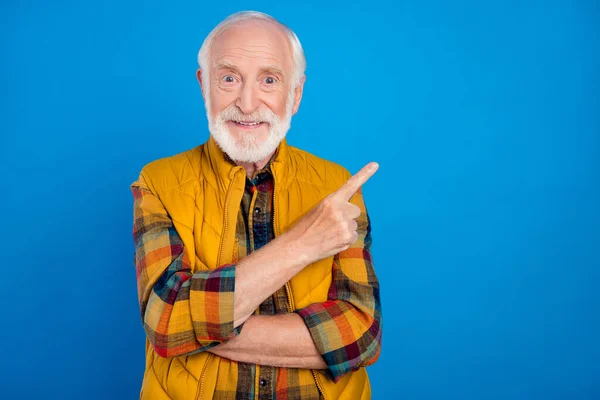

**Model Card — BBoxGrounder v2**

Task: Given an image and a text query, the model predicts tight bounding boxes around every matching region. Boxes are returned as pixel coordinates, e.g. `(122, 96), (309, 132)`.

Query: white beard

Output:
(207, 90), (294, 163)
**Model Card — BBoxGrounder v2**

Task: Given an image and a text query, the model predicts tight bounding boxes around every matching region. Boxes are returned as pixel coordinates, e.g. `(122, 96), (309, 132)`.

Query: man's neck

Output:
(235, 151), (276, 179)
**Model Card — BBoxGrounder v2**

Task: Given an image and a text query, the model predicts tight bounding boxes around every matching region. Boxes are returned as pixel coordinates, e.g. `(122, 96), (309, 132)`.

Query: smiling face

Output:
(198, 19), (304, 163)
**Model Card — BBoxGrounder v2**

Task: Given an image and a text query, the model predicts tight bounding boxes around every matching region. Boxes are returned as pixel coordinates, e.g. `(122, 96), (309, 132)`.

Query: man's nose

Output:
(235, 81), (260, 115)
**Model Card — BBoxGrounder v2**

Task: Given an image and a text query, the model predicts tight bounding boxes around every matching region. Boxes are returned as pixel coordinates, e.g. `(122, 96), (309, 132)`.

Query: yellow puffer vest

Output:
(139, 136), (371, 399)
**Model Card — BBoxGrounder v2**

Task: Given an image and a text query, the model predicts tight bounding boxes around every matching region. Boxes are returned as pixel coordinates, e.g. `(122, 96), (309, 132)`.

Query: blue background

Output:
(1, 0), (598, 398)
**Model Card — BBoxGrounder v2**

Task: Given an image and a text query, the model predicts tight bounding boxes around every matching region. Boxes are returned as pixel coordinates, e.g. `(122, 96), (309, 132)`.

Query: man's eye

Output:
(264, 77), (277, 84)
(223, 75), (235, 83)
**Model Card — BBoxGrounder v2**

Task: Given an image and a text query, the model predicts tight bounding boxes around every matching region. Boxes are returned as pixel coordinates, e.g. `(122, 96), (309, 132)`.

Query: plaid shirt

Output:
(222, 156), (322, 399)
(131, 153), (381, 399)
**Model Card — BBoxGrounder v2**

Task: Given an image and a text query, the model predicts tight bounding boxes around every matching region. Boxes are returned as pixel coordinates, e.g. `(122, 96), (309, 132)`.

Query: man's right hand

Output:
(284, 162), (379, 265)
(232, 162), (378, 328)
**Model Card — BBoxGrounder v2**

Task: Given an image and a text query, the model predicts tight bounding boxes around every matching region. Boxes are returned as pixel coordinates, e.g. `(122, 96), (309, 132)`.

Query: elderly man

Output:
(131, 11), (382, 400)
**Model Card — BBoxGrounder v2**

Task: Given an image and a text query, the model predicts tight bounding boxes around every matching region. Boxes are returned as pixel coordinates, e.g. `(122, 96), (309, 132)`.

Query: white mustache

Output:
(219, 105), (277, 124)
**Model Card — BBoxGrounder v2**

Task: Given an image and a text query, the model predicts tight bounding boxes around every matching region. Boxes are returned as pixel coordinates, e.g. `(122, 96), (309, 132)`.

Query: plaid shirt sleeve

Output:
(297, 187), (382, 382)
(131, 173), (243, 358)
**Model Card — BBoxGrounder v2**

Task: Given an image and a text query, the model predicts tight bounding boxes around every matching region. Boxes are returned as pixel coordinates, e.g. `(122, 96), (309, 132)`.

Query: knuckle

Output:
(342, 230), (353, 243)
(320, 203), (332, 216)
(334, 228), (346, 243)
(322, 196), (335, 209)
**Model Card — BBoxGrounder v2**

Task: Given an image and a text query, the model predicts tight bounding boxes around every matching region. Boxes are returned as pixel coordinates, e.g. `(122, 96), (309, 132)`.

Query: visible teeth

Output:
(237, 121), (260, 126)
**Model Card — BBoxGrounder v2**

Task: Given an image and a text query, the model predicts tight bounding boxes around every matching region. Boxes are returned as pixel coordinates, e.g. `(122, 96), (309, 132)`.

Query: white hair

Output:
(197, 11), (306, 91)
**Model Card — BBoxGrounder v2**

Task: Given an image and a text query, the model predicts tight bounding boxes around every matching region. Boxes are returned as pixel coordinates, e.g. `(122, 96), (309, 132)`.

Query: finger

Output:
(335, 162), (379, 201)
(343, 203), (361, 220)
(348, 231), (359, 246)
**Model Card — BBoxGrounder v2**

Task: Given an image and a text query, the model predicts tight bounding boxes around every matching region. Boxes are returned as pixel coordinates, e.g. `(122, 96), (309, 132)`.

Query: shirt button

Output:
(259, 378), (267, 387)
(254, 207), (261, 214)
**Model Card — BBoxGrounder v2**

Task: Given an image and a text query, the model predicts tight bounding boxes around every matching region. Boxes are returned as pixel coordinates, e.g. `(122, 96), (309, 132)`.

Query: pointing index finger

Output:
(336, 162), (379, 201)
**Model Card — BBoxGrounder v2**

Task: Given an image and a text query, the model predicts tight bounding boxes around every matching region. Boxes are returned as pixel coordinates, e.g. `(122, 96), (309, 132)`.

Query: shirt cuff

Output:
(190, 264), (243, 344)
(297, 301), (357, 383)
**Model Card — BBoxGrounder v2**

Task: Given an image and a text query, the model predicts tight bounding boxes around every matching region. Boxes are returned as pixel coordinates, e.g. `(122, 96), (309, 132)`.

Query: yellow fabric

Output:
(137, 136), (372, 399)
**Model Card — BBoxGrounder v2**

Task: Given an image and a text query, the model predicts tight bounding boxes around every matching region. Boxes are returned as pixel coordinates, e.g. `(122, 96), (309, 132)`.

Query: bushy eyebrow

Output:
(214, 61), (239, 72)
(214, 61), (285, 80)
(261, 65), (284, 77)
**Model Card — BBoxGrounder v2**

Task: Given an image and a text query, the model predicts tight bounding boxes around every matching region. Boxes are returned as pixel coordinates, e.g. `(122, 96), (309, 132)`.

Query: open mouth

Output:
(230, 120), (265, 128)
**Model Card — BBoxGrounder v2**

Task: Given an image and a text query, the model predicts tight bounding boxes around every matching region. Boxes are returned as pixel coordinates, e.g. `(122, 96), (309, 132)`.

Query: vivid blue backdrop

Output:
(1, 0), (598, 399)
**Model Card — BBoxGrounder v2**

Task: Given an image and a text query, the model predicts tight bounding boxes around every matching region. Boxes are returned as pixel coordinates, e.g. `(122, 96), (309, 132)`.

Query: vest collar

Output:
(204, 134), (296, 191)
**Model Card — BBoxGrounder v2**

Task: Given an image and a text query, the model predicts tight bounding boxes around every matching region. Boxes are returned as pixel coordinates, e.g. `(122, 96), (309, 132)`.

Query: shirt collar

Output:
(223, 147), (279, 181)
(204, 134), (296, 192)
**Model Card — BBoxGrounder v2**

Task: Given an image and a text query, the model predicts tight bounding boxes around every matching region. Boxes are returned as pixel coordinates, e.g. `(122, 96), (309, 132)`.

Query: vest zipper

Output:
(284, 283), (294, 312)
(312, 370), (327, 400)
(218, 171), (240, 266)
(272, 170), (325, 399)
(201, 171), (239, 399)
(196, 353), (214, 400)
(271, 169), (295, 312)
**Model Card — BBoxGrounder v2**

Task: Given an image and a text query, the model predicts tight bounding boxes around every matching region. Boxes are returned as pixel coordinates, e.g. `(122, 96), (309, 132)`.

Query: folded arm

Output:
(131, 163), (381, 366)
(206, 188), (382, 378)
(131, 172), (311, 358)
(208, 313), (327, 369)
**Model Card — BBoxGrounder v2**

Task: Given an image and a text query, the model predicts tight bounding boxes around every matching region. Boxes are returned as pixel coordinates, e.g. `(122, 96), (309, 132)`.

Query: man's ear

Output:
(291, 75), (306, 116)
(196, 68), (206, 101)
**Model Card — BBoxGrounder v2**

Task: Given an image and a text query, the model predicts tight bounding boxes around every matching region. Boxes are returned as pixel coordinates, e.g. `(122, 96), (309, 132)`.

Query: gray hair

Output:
(197, 11), (306, 90)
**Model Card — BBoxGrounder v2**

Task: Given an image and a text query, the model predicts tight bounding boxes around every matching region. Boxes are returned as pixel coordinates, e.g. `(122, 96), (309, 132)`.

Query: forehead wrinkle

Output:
(213, 57), (284, 71)
(216, 46), (285, 62)
(213, 51), (287, 72)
